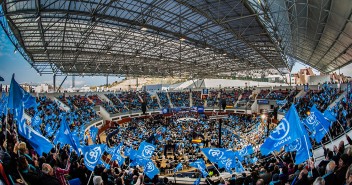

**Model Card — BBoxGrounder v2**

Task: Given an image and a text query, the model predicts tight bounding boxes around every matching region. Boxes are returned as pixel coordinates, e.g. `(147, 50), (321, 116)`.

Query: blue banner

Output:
(83, 144), (105, 171)
(137, 141), (156, 159)
(260, 105), (306, 155)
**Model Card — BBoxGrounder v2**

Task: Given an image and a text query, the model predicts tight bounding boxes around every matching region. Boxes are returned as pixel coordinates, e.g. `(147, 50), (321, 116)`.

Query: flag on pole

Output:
(53, 115), (80, 154)
(8, 74), (37, 110)
(239, 145), (254, 157)
(82, 144), (105, 171)
(143, 160), (160, 179)
(303, 105), (331, 143)
(260, 105), (306, 155)
(189, 159), (208, 177)
(323, 109), (337, 122)
(137, 141), (156, 159)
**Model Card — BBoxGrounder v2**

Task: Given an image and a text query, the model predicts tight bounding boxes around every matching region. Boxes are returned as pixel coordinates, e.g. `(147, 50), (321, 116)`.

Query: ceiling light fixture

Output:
(179, 37), (185, 41)
(141, 27), (148, 31)
(107, 51), (111, 55)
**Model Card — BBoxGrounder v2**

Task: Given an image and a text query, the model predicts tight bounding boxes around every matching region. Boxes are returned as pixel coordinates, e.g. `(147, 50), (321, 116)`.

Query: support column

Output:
(106, 75), (109, 87)
(53, 74), (56, 92)
(72, 76), (75, 88)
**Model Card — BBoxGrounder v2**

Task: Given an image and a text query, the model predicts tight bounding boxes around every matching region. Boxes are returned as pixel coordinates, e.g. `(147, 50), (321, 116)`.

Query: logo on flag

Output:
(269, 118), (290, 141)
(209, 149), (224, 158)
(142, 145), (155, 158)
(288, 138), (302, 152)
(85, 146), (102, 165)
(145, 161), (155, 172)
(239, 147), (247, 156)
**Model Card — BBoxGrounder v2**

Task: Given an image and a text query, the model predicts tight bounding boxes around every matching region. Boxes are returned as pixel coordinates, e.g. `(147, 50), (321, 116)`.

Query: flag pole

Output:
(86, 171), (94, 185)
(336, 120), (346, 135)
(271, 152), (284, 163)
(303, 135), (313, 176)
(209, 161), (221, 176)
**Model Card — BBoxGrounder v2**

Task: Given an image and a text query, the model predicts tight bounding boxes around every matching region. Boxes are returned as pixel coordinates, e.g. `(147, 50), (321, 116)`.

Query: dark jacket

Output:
(323, 172), (337, 185)
(38, 173), (61, 185)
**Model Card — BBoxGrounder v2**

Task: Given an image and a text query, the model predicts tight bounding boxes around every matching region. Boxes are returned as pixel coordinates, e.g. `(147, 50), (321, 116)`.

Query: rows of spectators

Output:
(192, 91), (204, 107)
(105, 94), (129, 113)
(168, 92), (190, 107)
(157, 92), (170, 108)
(2, 101), (352, 185)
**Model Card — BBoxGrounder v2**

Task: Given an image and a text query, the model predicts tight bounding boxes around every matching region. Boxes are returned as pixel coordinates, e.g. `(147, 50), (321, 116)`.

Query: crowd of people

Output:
(168, 92), (190, 107)
(0, 82), (351, 185)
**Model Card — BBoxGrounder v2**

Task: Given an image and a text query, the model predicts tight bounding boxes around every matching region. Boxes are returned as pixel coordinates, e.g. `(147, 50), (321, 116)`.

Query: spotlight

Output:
(107, 51), (111, 55)
(141, 27), (148, 31)
(307, 111), (310, 116)
(179, 37), (185, 41)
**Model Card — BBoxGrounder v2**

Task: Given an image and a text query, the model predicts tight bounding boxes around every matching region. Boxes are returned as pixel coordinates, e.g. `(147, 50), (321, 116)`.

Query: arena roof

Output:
(1, 0), (352, 77)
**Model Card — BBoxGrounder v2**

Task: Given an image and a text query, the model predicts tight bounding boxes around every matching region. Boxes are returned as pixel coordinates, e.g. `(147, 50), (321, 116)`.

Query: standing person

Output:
(53, 158), (71, 185)
(142, 97), (147, 115)
(40, 163), (61, 185)
(221, 95), (226, 111)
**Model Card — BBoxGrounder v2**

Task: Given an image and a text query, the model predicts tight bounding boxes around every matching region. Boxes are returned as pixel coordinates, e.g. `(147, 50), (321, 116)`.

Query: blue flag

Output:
(260, 105), (306, 155)
(234, 159), (245, 173)
(144, 159), (160, 179)
(239, 145), (254, 157)
(53, 115), (79, 154)
(201, 148), (228, 163)
(8, 74), (37, 110)
(174, 163), (183, 172)
(193, 178), (201, 185)
(323, 109), (337, 122)
(15, 106), (53, 156)
(31, 113), (42, 128)
(189, 159), (208, 177)
(304, 105), (331, 143)
(82, 144), (105, 171)
(249, 157), (258, 164)
(111, 142), (125, 167)
(105, 146), (116, 155)
(14, 105), (28, 137)
(137, 141), (156, 159)
(288, 134), (312, 164)
(24, 125), (54, 155)
(89, 126), (99, 144)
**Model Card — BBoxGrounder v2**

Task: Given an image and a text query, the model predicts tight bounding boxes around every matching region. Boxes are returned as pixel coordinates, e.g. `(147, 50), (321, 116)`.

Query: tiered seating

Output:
(65, 95), (100, 123)
(139, 91), (160, 110)
(257, 89), (270, 99)
(222, 89), (242, 106)
(88, 94), (103, 105)
(117, 92), (142, 112)
(192, 91), (204, 106)
(266, 89), (291, 100)
(105, 93), (129, 113)
(169, 92), (190, 107)
(239, 89), (252, 101)
(206, 90), (219, 107)
(102, 102), (119, 114)
(157, 92), (170, 108)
